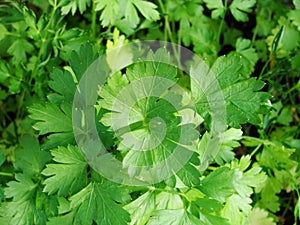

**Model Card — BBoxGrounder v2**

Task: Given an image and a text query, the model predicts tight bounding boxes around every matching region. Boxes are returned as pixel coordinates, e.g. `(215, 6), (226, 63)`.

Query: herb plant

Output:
(0, 0), (299, 225)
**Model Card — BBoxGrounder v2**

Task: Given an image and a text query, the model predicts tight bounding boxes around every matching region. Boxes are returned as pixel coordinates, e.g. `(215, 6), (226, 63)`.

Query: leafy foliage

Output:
(0, 0), (299, 224)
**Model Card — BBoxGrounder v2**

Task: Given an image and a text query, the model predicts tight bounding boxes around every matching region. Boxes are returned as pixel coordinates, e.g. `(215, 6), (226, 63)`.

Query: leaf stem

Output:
(148, 186), (185, 196)
(216, 0), (228, 45)
(91, 0), (97, 40)
(0, 172), (14, 177)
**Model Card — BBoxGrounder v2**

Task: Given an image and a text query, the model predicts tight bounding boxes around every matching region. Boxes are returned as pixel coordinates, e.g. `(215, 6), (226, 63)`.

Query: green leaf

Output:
(2, 201), (40, 225)
(221, 156), (267, 224)
(14, 135), (50, 177)
(0, 24), (7, 41)
(95, 0), (121, 27)
(3, 174), (49, 225)
(156, 191), (183, 210)
(61, 0), (91, 15)
(48, 69), (76, 104)
(0, 149), (6, 167)
(221, 194), (252, 225)
(192, 54), (270, 128)
(29, 103), (72, 135)
(175, 153), (201, 187)
(147, 209), (202, 225)
(203, 0), (225, 19)
(229, 0), (256, 22)
(230, 156), (267, 198)
(248, 207), (276, 225)
(199, 167), (234, 202)
(132, 0), (159, 22)
(5, 173), (37, 201)
(277, 106), (293, 125)
(42, 145), (88, 196)
(214, 128), (243, 165)
(96, 0), (159, 28)
(124, 191), (156, 225)
(28, 103), (74, 149)
(235, 38), (259, 76)
(69, 43), (98, 80)
(288, 9), (300, 31)
(199, 211), (230, 225)
(259, 177), (281, 212)
(47, 212), (75, 225)
(7, 38), (34, 65)
(70, 182), (130, 225)
(98, 49), (199, 181)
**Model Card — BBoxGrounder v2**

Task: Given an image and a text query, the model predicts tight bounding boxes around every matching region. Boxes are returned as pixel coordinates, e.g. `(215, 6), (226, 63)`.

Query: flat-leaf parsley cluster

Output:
(0, 0), (299, 224)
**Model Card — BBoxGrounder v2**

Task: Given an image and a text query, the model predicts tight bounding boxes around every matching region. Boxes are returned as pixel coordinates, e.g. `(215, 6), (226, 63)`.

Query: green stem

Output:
(91, 0), (97, 40)
(148, 186), (185, 196)
(250, 144), (262, 157)
(216, 0), (228, 44)
(157, 0), (168, 42)
(259, 58), (272, 79)
(0, 172), (14, 177)
(242, 136), (275, 146)
(30, 2), (58, 80)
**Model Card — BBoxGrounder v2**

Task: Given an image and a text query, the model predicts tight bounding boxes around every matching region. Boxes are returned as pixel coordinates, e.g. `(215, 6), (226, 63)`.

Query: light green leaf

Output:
(98, 49), (199, 181)
(132, 0), (159, 21)
(70, 182), (130, 225)
(156, 191), (183, 210)
(61, 0), (91, 15)
(199, 167), (234, 202)
(147, 209), (202, 225)
(95, 0), (121, 27)
(42, 145), (88, 196)
(192, 54), (270, 128)
(229, 0), (256, 22)
(0, 24), (7, 41)
(47, 212), (75, 225)
(124, 191), (156, 225)
(199, 211), (230, 225)
(248, 207), (276, 225)
(221, 194), (252, 225)
(215, 128), (243, 165)
(203, 0), (225, 19)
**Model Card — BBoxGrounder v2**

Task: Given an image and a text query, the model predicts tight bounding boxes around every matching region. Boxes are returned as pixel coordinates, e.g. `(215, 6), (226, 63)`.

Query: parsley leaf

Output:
(7, 38), (34, 65)
(147, 209), (202, 225)
(28, 103), (74, 150)
(1, 136), (57, 225)
(14, 135), (50, 177)
(98, 49), (199, 181)
(95, 0), (159, 29)
(42, 145), (88, 196)
(203, 0), (226, 19)
(199, 167), (235, 202)
(61, 0), (91, 15)
(124, 191), (156, 225)
(248, 207), (276, 225)
(47, 69), (77, 104)
(70, 182), (130, 225)
(229, 0), (256, 22)
(95, 0), (121, 27)
(192, 54), (270, 128)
